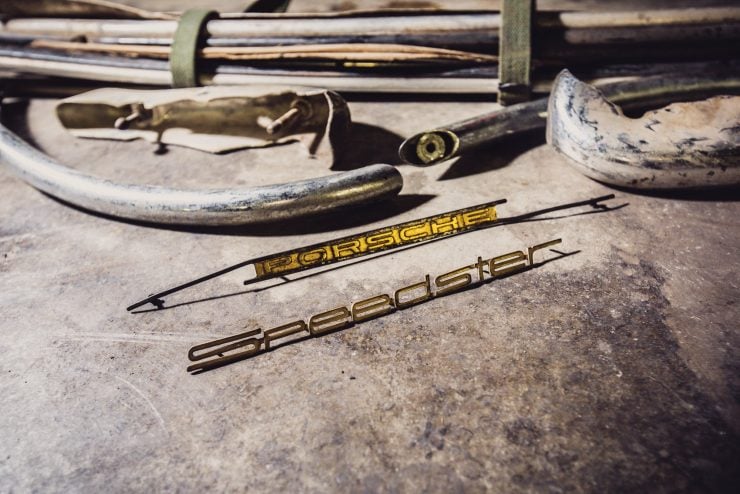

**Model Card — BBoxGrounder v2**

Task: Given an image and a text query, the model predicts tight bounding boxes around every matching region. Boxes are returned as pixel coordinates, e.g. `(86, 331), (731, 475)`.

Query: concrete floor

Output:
(1, 1), (739, 492)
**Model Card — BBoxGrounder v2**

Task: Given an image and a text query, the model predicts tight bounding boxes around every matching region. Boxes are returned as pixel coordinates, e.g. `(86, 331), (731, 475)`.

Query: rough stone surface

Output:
(1, 1), (739, 492)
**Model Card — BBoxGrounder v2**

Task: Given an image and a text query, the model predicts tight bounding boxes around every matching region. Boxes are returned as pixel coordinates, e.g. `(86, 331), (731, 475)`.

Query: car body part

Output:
(399, 65), (740, 165)
(126, 193), (616, 313)
(0, 117), (403, 225)
(546, 70), (740, 189)
(125, 199), (507, 312)
(186, 237), (564, 373)
(56, 85), (350, 161)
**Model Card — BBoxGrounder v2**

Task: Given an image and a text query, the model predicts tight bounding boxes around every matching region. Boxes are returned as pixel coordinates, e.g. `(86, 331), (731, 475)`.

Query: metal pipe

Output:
(0, 45), (500, 93)
(0, 121), (404, 225)
(4, 46), (738, 95)
(3, 8), (738, 41)
(0, 53), (493, 92)
(399, 67), (740, 165)
(0, 14), (499, 40)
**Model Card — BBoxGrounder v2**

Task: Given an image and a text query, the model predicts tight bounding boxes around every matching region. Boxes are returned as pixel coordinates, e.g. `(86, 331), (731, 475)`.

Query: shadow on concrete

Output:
(605, 183), (740, 202)
(0, 98), (45, 151)
(332, 122), (405, 170)
(437, 130), (543, 181)
(44, 192), (436, 236)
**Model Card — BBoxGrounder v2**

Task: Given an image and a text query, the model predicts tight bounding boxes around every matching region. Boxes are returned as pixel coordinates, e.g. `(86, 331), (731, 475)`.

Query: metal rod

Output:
(4, 45), (739, 95)
(0, 120), (404, 225)
(0, 45), (500, 92)
(0, 14), (499, 40)
(2, 8), (738, 41)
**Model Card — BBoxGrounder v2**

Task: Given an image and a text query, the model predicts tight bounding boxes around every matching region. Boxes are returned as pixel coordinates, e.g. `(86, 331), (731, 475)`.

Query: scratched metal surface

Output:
(1, 1), (739, 492)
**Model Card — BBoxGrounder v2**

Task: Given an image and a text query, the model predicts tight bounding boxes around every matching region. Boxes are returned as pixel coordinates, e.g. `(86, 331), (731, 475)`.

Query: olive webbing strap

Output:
(169, 1), (292, 87)
(170, 8), (218, 88)
(498, 0), (535, 105)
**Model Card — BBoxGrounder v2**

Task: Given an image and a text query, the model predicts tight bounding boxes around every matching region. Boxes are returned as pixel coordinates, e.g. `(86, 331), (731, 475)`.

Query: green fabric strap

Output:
(170, 8), (217, 88)
(498, 0), (535, 105)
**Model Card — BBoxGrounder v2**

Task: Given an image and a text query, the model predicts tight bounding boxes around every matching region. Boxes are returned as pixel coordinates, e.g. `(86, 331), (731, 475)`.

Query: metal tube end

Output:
(398, 129), (460, 166)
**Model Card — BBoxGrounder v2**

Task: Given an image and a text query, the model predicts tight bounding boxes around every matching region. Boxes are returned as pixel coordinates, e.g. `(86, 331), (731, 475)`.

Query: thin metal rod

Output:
(126, 258), (256, 312)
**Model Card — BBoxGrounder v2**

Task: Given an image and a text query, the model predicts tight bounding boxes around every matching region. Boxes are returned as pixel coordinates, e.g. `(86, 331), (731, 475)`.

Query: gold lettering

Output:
(430, 216), (459, 234)
(462, 207), (496, 226)
(435, 265), (473, 296)
(263, 320), (309, 350)
(528, 238), (563, 265)
(332, 239), (364, 258)
(400, 222), (431, 241)
(297, 248), (329, 266)
(255, 255), (293, 275)
(365, 230), (396, 250)
(186, 329), (263, 371)
(475, 256), (488, 281)
(189, 238), (573, 369)
(351, 294), (395, 322)
(309, 306), (352, 335)
(394, 275), (432, 308)
(490, 251), (528, 277)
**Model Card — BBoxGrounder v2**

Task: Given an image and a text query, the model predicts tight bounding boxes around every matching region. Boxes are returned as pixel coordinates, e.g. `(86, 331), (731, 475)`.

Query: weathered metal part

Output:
(400, 68), (740, 165)
(31, 40), (498, 65)
(0, 13), (498, 42)
(126, 193), (617, 313)
(6, 15), (737, 82)
(3, 7), (738, 42)
(4, 44), (738, 96)
(0, 45), (497, 93)
(126, 199), (506, 312)
(546, 70), (740, 189)
(399, 98), (546, 165)
(0, 120), (404, 225)
(55, 86), (350, 161)
(27, 36), (739, 74)
(186, 237), (564, 373)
